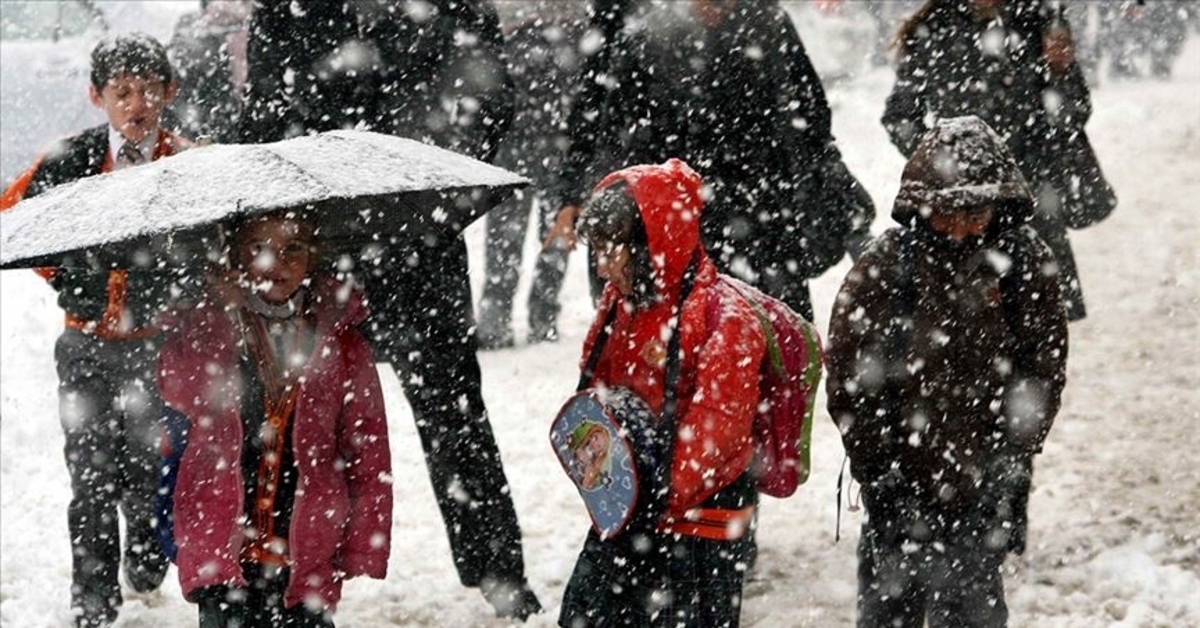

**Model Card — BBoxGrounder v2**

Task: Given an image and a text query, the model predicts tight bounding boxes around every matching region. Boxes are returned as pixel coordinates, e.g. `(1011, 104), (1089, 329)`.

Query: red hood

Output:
(593, 159), (706, 300)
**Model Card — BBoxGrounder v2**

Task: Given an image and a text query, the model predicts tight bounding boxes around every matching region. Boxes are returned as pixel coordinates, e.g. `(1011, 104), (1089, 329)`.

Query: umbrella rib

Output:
(260, 143), (339, 212)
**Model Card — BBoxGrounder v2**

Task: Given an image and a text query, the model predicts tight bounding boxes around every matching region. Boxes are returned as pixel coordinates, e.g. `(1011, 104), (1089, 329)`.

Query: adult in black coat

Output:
(549, 0), (873, 322)
(239, 0), (540, 620)
(883, 0), (1116, 322)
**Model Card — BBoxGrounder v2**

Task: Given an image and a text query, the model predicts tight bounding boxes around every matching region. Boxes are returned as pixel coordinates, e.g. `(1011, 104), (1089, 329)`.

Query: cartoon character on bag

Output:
(568, 421), (614, 491)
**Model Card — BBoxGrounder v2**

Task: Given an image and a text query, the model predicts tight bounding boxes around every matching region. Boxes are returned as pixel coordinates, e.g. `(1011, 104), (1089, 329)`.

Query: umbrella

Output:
(0, 130), (528, 270)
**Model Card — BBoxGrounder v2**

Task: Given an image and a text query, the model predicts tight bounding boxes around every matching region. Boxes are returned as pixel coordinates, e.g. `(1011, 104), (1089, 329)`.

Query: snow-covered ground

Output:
(3, 27), (1198, 628)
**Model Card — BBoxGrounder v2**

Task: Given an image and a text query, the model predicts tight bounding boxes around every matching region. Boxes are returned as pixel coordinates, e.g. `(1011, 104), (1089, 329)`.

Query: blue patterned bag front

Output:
(550, 387), (663, 539)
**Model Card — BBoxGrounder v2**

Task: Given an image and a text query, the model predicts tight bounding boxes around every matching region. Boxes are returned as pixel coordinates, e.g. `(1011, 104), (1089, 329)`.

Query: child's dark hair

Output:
(90, 33), (173, 90)
(578, 182), (658, 307)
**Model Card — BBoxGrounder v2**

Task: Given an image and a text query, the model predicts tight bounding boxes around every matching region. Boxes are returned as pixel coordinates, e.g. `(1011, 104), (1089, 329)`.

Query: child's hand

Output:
(206, 267), (246, 311)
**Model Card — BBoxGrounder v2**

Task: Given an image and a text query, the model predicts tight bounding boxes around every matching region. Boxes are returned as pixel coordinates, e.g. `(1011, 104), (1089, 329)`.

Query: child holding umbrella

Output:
(156, 210), (393, 627)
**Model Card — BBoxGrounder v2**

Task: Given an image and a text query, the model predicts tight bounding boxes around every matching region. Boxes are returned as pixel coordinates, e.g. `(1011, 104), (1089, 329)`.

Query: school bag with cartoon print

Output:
(549, 386), (664, 539)
(550, 260), (824, 539)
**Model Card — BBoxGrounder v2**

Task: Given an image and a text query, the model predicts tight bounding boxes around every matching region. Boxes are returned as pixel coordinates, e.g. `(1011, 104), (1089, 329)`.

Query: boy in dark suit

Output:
(1, 33), (190, 628)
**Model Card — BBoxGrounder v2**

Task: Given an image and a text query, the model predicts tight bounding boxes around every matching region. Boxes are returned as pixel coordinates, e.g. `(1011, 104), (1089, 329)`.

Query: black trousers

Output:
(856, 474), (1023, 628)
(559, 526), (752, 628)
(363, 237), (528, 588)
(479, 191), (569, 341)
(559, 475), (756, 628)
(55, 330), (167, 624)
(196, 565), (333, 628)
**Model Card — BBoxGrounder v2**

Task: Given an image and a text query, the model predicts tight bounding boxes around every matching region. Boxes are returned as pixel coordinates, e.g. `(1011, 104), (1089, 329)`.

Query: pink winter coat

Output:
(157, 274), (392, 611)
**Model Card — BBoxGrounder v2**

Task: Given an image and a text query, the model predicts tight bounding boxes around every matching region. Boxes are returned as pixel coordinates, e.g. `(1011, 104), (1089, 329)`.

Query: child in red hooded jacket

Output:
(157, 211), (392, 627)
(558, 160), (766, 628)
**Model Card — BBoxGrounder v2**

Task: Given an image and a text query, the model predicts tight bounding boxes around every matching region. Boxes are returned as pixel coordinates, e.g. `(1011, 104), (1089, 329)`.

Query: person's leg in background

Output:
(364, 238), (542, 620)
(478, 192), (530, 349)
(115, 338), (170, 595)
(56, 331), (125, 627)
(526, 196), (570, 343)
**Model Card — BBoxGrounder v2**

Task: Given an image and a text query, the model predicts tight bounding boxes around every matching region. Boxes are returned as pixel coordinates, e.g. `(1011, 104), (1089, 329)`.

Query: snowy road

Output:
(3, 36), (1197, 628)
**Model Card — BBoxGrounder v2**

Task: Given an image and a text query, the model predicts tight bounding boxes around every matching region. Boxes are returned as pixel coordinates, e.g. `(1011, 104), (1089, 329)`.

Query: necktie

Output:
(118, 141), (145, 166)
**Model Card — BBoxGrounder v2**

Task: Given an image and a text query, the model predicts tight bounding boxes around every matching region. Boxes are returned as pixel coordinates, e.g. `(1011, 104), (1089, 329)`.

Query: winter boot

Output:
(123, 526), (168, 593)
(481, 577), (543, 622)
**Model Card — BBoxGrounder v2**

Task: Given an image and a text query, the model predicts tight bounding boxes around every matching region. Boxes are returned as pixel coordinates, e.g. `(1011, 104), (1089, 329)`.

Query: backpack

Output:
(719, 277), (824, 498)
(552, 261), (823, 539)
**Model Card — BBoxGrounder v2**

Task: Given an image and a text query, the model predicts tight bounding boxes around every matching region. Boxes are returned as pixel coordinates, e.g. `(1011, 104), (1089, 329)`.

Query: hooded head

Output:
(578, 159), (706, 307)
(892, 116), (1034, 246)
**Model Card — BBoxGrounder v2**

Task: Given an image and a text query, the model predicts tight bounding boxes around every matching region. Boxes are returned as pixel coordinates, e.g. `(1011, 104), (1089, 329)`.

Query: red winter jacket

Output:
(580, 159), (766, 525)
(157, 274), (392, 611)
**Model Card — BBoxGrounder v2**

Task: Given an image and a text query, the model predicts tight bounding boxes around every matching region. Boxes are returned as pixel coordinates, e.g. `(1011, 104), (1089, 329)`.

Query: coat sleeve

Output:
(775, 10), (833, 164)
(881, 35), (931, 158)
(414, 0), (514, 163)
(999, 229), (1069, 454)
(825, 237), (905, 484)
(335, 331), (393, 580)
(668, 292), (765, 514)
(238, 0), (293, 142)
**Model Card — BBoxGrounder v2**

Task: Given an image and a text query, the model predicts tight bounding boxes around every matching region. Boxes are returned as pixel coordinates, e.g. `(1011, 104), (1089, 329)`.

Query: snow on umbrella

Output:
(0, 130), (528, 270)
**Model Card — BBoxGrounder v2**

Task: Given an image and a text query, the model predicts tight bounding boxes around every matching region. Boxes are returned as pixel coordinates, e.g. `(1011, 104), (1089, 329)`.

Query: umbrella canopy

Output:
(0, 130), (528, 270)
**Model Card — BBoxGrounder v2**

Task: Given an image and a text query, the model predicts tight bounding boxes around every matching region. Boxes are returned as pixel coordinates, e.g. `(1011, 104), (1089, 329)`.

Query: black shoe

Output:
(527, 323), (558, 345)
(481, 579), (543, 622)
(476, 327), (514, 351)
(123, 539), (168, 593)
(72, 595), (117, 628)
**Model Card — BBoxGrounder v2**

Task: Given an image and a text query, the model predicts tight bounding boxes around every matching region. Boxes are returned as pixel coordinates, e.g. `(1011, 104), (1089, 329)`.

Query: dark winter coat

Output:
(557, 1), (872, 319)
(883, 0), (1112, 321)
(827, 117), (1068, 508)
(167, 1), (251, 143)
(492, 9), (586, 189)
(239, 0), (513, 162)
(235, 1), (534, 600)
(0, 125), (192, 337)
(157, 275), (392, 611)
(581, 160), (766, 524)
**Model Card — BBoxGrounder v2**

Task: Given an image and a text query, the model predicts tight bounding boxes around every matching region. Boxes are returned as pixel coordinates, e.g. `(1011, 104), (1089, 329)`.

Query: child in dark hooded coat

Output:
(827, 116), (1068, 628)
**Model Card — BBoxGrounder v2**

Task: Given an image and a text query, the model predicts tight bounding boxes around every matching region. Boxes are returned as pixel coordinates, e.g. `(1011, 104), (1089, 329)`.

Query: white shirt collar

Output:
(108, 126), (157, 169)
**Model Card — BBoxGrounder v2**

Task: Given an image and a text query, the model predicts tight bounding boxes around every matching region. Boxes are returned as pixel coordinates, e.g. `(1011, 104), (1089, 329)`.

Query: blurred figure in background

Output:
(1100, 0), (1192, 80)
(167, 0), (252, 143)
(862, 0), (925, 66)
(811, 0), (921, 66)
(884, 0), (1117, 322)
(548, 0), (874, 323)
(239, 0), (541, 620)
(1, 34), (188, 628)
(476, 0), (588, 349)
